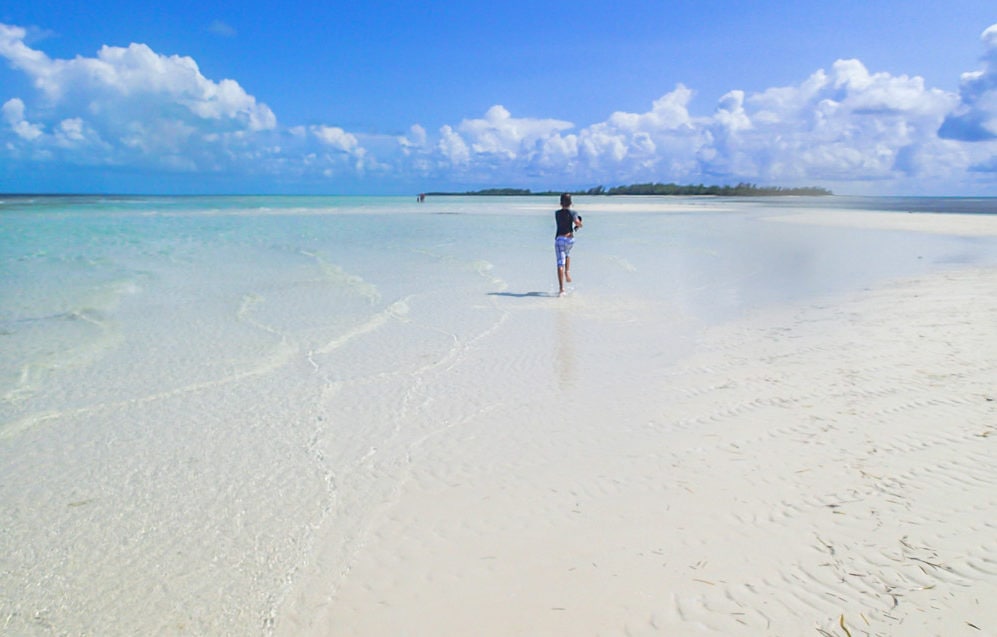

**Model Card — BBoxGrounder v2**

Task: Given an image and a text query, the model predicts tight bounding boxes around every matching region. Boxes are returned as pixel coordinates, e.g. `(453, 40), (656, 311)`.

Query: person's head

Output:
(560, 193), (572, 208)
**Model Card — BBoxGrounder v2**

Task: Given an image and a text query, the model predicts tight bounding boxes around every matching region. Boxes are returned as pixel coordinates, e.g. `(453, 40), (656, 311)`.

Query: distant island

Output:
(427, 182), (833, 197)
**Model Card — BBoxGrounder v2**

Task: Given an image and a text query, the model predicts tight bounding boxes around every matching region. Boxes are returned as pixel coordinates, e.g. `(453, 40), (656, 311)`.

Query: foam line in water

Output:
(300, 251), (381, 304)
(312, 298), (411, 356)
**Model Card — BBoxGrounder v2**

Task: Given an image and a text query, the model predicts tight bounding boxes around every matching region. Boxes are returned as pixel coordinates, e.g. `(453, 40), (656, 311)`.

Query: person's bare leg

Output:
(557, 266), (566, 295)
(564, 256), (572, 282)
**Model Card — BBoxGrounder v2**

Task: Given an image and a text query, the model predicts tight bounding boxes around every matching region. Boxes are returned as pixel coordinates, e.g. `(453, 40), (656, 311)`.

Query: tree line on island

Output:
(427, 182), (832, 197)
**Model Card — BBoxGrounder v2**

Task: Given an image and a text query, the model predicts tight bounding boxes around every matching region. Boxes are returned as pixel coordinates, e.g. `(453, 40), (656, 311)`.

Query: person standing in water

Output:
(554, 193), (583, 296)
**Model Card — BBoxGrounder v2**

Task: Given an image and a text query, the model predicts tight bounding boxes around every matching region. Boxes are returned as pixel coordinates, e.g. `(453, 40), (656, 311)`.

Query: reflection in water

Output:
(553, 304), (576, 391)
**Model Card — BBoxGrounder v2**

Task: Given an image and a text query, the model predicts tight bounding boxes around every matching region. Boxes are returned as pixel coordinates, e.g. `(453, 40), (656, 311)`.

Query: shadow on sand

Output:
(487, 291), (558, 298)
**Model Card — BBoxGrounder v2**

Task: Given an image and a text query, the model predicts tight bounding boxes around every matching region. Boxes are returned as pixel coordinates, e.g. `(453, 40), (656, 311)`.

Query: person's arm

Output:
(574, 214), (583, 231)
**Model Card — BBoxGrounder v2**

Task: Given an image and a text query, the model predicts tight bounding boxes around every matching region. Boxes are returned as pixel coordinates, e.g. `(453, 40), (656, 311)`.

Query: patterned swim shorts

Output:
(555, 235), (574, 267)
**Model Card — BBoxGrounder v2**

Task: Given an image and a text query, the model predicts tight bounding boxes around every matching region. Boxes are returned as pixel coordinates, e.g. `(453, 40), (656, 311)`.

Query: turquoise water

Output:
(1, 194), (995, 634)
(3, 194), (996, 432)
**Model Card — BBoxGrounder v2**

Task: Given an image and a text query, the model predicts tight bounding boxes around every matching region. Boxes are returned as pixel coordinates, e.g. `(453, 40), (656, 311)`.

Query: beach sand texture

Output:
(1, 199), (995, 636)
(279, 265), (997, 637)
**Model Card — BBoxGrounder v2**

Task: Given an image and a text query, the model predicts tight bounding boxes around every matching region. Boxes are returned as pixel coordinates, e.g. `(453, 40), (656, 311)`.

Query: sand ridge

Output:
(765, 209), (997, 237)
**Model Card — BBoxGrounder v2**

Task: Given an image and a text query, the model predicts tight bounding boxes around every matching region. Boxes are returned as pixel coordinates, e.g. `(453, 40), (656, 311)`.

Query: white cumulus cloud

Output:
(729, 59), (960, 183)
(437, 124), (471, 165)
(0, 24), (275, 131)
(940, 23), (997, 144)
(312, 125), (359, 153)
(455, 105), (573, 159)
(417, 55), (976, 191)
(0, 22), (277, 171)
(2, 97), (43, 140)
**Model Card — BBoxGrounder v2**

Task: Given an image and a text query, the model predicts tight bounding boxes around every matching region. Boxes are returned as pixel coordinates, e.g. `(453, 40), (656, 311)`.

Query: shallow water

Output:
(1, 194), (994, 634)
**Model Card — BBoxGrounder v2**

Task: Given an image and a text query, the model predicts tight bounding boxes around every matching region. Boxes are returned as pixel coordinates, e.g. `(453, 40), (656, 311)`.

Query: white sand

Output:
(766, 208), (997, 236)
(277, 213), (997, 636)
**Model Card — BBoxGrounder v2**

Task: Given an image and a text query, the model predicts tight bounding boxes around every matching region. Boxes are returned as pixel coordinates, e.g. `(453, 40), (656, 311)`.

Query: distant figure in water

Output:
(417, 193), (426, 203)
(554, 193), (583, 296)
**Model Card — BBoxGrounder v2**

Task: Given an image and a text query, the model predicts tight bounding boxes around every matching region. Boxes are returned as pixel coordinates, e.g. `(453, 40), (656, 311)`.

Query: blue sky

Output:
(1, 1), (996, 195)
